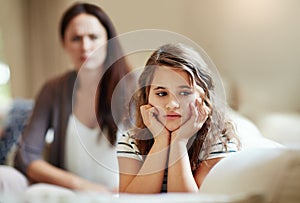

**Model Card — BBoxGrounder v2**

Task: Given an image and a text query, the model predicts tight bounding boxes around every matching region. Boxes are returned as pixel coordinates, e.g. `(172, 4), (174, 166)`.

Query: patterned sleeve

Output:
(199, 135), (238, 161)
(117, 132), (143, 162)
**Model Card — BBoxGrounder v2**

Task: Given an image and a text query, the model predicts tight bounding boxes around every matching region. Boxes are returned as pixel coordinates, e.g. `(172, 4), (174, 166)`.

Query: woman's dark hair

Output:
(60, 2), (131, 145)
(60, 2), (117, 42)
(133, 43), (239, 173)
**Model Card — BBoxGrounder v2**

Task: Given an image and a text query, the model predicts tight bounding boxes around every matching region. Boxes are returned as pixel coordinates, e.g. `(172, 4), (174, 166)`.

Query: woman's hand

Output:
(140, 104), (170, 140)
(171, 98), (211, 143)
(27, 160), (110, 193)
(75, 178), (110, 193)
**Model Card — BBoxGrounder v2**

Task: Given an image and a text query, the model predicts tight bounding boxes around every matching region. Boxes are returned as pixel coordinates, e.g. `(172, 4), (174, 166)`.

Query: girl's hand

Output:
(171, 98), (211, 143)
(140, 104), (170, 139)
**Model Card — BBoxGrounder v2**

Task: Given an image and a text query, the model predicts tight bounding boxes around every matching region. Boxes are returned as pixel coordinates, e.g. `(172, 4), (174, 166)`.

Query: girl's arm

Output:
(28, 160), (109, 193)
(168, 140), (222, 192)
(168, 138), (198, 192)
(119, 104), (170, 193)
(119, 133), (169, 194)
(193, 158), (222, 188)
(168, 100), (211, 192)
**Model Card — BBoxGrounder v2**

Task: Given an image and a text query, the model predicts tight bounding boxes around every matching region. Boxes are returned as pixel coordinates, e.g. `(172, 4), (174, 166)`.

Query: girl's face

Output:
(63, 13), (108, 70)
(148, 66), (203, 131)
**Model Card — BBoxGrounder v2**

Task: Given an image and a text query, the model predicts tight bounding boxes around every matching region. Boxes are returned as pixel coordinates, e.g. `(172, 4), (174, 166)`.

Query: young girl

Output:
(117, 43), (239, 193)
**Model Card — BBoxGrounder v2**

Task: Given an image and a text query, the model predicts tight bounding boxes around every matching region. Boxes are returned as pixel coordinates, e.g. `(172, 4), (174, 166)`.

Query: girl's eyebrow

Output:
(178, 85), (192, 89)
(153, 85), (192, 90)
(153, 86), (166, 90)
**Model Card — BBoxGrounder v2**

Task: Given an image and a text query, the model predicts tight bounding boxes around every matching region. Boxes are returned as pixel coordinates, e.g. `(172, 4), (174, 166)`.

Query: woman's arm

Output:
(28, 160), (109, 193)
(16, 80), (110, 193)
(14, 82), (54, 174)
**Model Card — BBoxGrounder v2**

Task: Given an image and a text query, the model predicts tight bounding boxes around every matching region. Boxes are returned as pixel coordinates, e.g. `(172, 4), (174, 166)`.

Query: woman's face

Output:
(63, 13), (108, 70)
(148, 66), (203, 132)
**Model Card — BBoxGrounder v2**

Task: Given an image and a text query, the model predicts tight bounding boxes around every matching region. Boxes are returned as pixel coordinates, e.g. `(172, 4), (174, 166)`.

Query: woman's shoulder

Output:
(38, 70), (76, 94)
(45, 70), (76, 86)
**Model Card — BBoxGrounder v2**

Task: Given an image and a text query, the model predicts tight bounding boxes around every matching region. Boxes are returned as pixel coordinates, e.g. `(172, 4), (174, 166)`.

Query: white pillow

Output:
(199, 148), (300, 202)
(229, 110), (283, 149)
(257, 113), (300, 147)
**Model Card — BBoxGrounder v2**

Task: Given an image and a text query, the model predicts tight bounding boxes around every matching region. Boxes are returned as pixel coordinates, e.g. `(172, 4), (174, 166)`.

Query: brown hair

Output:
(60, 2), (117, 42)
(132, 43), (239, 172)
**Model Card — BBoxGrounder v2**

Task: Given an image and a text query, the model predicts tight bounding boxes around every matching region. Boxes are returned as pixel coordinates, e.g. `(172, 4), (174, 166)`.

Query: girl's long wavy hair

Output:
(132, 43), (239, 173)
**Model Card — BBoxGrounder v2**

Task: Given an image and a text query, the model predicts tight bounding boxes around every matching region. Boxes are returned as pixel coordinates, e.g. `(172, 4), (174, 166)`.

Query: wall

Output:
(0, 0), (30, 98)
(179, 0), (300, 120)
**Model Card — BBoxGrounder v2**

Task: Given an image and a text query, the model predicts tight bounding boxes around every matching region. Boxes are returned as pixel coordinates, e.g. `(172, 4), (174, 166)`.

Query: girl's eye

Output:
(179, 91), (192, 96)
(156, 92), (167, 97)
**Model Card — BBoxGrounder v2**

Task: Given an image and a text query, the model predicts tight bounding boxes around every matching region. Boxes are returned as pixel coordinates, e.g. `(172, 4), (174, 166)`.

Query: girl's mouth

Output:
(164, 114), (182, 120)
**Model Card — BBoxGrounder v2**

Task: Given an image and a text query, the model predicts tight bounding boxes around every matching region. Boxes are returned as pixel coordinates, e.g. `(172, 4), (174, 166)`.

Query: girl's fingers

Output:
(149, 107), (159, 118)
(141, 104), (159, 118)
(140, 104), (152, 113)
(140, 104), (155, 126)
(141, 105), (169, 138)
(195, 98), (211, 124)
(140, 105), (148, 123)
(140, 104), (162, 127)
(189, 103), (196, 118)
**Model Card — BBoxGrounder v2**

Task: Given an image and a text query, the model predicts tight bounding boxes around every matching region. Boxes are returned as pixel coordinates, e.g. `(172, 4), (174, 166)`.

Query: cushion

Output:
(0, 99), (34, 165)
(199, 148), (300, 202)
(229, 110), (283, 149)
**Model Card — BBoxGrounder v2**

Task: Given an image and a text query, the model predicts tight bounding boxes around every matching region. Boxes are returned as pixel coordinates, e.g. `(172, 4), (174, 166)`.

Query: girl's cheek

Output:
(184, 94), (198, 104)
(157, 106), (166, 117)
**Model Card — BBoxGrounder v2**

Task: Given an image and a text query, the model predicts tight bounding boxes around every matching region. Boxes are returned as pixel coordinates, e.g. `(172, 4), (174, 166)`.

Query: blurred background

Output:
(0, 0), (299, 143)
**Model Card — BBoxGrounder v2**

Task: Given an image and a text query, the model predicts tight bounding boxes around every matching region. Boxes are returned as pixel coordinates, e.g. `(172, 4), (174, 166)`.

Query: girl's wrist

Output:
(154, 131), (170, 145)
(170, 132), (189, 145)
(169, 136), (189, 164)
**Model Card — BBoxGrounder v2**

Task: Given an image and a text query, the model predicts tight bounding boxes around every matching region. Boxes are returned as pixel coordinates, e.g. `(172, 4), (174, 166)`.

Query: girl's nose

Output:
(165, 95), (180, 110)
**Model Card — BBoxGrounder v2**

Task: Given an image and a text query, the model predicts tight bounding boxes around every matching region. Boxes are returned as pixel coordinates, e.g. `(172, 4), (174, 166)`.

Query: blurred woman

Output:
(11, 2), (130, 193)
